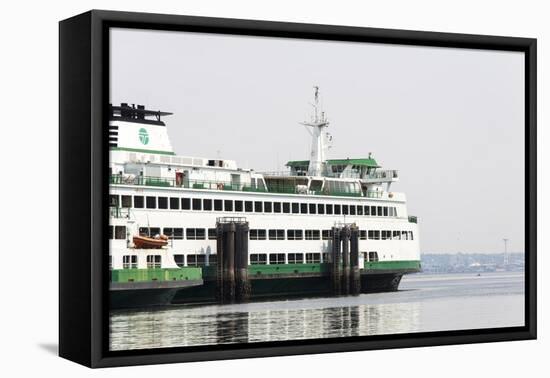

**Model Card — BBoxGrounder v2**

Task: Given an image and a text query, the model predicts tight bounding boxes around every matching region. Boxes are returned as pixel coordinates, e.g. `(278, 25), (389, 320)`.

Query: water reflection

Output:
(110, 272), (524, 351)
(110, 301), (421, 351)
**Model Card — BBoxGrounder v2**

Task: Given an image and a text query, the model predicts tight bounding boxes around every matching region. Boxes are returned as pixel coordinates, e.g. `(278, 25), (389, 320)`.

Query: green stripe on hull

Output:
(364, 260), (421, 271)
(110, 267), (202, 283)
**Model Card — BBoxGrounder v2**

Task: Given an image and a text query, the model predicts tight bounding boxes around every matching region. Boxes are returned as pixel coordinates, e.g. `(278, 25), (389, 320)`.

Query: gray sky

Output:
(110, 28), (525, 254)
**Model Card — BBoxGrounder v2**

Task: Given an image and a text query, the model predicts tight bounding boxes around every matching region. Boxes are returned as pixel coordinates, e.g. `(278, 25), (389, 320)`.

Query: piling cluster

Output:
(216, 219), (251, 303)
(331, 225), (361, 295)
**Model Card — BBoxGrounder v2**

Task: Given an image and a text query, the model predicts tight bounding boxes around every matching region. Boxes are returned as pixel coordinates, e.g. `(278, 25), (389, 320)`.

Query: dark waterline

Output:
(110, 271), (524, 351)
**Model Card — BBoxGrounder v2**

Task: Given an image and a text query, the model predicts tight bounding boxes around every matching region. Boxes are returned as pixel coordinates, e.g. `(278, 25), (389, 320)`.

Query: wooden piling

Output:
(350, 226), (361, 295)
(341, 226), (351, 295)
(331, 226), (341, 295)
(235, 222), (251, 302)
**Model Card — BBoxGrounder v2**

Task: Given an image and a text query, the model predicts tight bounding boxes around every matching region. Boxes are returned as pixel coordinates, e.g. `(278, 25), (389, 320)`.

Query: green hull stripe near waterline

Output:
(110, 267), (202, 283)
(110, 261), (421, 284)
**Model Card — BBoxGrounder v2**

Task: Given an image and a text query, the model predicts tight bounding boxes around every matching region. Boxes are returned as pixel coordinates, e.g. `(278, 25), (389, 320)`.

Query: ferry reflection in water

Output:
(110, 300), (420, 350)
(110, 272), (524, 351)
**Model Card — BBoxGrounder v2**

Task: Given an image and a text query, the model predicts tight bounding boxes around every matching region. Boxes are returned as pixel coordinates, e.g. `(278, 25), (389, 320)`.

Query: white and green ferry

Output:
(109, 88), (421, 308)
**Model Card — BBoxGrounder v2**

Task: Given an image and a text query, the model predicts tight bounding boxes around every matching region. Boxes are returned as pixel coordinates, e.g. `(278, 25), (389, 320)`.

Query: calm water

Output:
(110, 272), (524, 351)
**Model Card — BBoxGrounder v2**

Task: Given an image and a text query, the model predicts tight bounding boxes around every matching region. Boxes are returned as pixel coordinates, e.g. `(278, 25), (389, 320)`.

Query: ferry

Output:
(109, 88), (421, 309)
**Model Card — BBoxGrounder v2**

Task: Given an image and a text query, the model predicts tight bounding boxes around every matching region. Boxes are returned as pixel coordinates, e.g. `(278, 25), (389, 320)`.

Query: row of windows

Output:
(110, 194), (398, 217)
(116, 251), (380, 269)
(121, 226), (414, 241)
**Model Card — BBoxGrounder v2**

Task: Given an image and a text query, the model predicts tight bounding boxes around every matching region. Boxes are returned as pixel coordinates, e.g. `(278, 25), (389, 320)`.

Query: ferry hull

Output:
(110, 271), (415, 309)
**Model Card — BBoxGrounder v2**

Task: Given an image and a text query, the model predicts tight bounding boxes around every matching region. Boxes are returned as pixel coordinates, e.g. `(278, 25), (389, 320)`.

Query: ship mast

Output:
(301, 86), (330, 177)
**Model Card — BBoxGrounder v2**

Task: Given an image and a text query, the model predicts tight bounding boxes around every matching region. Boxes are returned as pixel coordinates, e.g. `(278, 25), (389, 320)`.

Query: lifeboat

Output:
(133, 234), (168, 249)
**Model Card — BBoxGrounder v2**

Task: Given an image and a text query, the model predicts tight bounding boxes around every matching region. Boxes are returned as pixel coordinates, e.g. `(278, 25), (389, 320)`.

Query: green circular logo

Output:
(138, 128), (149, 145)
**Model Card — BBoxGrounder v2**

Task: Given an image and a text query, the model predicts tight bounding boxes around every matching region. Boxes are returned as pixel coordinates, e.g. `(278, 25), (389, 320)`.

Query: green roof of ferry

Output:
(286, 158), (379, 168)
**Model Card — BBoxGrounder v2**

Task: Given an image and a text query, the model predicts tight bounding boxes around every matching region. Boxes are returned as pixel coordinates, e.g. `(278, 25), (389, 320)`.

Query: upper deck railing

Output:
(110, 174), (385, 199)
(261, 169), (399, 181)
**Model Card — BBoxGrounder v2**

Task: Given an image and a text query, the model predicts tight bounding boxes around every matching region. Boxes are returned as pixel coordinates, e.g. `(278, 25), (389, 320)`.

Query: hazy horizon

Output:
(110, 28), (525, 254)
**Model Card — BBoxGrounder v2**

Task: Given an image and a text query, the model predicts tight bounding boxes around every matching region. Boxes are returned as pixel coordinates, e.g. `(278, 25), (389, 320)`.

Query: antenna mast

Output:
(300, 86), (330, 177)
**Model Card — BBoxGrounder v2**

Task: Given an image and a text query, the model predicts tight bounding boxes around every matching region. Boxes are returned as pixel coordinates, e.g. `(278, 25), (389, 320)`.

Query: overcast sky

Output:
(110, 28), (525, 254)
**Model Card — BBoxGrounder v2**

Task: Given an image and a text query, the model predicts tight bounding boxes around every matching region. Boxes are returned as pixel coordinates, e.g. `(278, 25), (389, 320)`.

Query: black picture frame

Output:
(59, 9), (537, 368)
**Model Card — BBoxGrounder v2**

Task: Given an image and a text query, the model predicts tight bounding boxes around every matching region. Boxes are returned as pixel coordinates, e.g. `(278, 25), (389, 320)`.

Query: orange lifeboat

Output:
(133, 234), (168, 249)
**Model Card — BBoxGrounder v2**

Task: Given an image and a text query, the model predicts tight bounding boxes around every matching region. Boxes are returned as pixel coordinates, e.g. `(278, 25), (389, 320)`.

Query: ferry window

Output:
(388, 207), (394, 217)
(322, 229), (332, 240)
(108, 225), (114, 239)
(158, 197), (168, 209)
(187, 254), (206, 267)
(334, 204), (341, 215)
(342, 205), (349, 215)
(409, 231), (414, 240)
(169, 197), (179, 210)
(250, 229), (267, 240)
(360, 230), (367, 240)
(349, 205), (356, 215)
(123, 255), (138, 269)
(139, 227), (149, 236)
(300, 203), (308, 214)
(196, 228), (206, 240)
(235, 200), (243, 212)
(134, 196), (144, 208)
(364, 206), (370, 216)
(186, 228), (206, 240)
(317, 204), (325, 214)
(305, 230), (320, 240)
(273, 202), (282, 213)
(326, 204), (333, 215)
(370, 206), (376, 215)
(264, 201), (272, 213)
(208, 228), (217, 240)
(377, 206), (383, 216)
(269, 253), (285, 264)
(174, 255), (185, 268)
(250, 254), (267, 265)
(393, 231), (401, 240)
(192, 198), (202, 210)
(287, 229), (303, 240)
(291, 203), (299, 214)
(381, 230), (391, 240)
(368, 230), (380, 240)
(149, 227), (160, 237)
(146, 255), (161, 268)
(254, 201), (263, 212)
(163, 228), (173, 238)
(357, 206), (363, 215)
(368, 251), (379, 262)
(203, 199), (212, 211)
(245, 201), (253, 212)
(121, 195), (132, 208)
(287, 253), (304, 264)
(214, 199), (223, 211)
(383, 207), (389, 216)
(173, 228), (184, 240)
(283, 202), (291, 213)
(306, 253), (321, 263)
(224, 200), (233, 211)
(109, 195), (119, 207)
(269, 229), (285, 240)
(402, 231), (408, 240)
(115, 226), (126, 239)
(146, 196), (156, 209)
(181, 198), (191, 210)
(309, 203), (317, 214)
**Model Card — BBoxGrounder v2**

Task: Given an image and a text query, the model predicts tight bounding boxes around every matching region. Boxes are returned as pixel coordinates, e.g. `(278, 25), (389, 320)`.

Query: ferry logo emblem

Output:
(139, 128), (149, 145)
